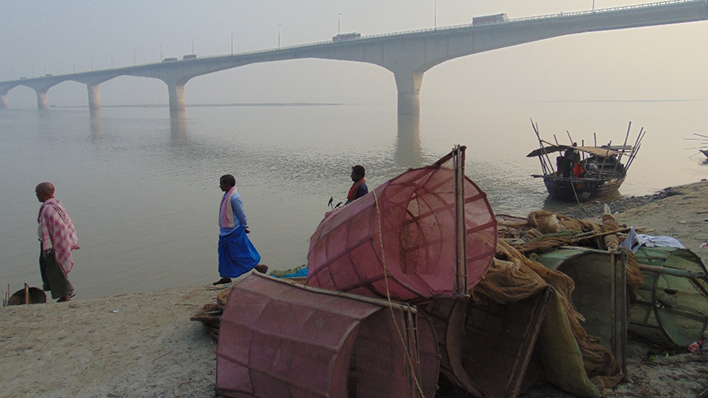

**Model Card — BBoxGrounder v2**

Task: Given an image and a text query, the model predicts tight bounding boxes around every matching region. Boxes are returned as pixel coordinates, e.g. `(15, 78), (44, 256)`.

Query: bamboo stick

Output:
(625, 127), (645, 171)
(616, 121), (632, 164)
(570, 227), (631, 243)
(625, 129), (645, 172)
(530, 119), (555, 175)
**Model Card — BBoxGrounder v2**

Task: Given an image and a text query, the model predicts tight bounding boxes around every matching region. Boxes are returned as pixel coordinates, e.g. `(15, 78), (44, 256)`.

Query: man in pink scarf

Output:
(213, 174), (266, 285)
(36, 182), (79, 302)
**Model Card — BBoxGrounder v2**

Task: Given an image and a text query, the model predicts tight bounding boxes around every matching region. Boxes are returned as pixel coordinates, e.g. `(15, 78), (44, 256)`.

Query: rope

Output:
(372, 189), (426, 398)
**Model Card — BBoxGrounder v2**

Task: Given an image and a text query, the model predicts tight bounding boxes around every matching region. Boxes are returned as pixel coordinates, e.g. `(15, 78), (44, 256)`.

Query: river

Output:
(1, 99), (707, 299)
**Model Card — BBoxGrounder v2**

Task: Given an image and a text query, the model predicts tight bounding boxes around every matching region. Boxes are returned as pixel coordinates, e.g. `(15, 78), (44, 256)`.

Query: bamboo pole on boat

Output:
(623, 127), (643, 173)
(625, 129), (646, 172)
(629, 128), (644, 159)
(566, 130), (574, 145)
(599, 140), (612, 178)
(616, 122), (632, 164)
(605, 122), (633, 177)
(531, 119), (555, 175)
(570, 178), (581, 204)
(594, 132), (597, 147)
(625, 141), (642, 173)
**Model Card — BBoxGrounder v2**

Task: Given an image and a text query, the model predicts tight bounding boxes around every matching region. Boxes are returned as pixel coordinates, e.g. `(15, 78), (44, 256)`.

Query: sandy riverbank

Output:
(1, 180), (708, 398)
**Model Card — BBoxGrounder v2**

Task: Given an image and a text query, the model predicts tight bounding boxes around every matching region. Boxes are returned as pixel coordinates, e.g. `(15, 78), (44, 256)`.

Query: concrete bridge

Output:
(2, 0), (707, 116)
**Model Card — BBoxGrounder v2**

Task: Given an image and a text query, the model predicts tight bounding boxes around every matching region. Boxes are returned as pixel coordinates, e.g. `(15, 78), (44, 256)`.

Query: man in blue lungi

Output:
(213, 174), (267, 285)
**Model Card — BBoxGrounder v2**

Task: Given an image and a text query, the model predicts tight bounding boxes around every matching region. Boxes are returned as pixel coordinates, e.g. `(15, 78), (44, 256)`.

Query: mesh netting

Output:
(307, 151), (498, 301)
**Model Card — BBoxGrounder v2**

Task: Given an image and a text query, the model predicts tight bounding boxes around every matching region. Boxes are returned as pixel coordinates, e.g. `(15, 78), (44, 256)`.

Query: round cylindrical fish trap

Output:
(308, 148), (497, 301)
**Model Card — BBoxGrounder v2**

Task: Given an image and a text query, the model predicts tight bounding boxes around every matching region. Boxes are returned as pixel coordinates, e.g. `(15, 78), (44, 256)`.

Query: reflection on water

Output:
(170, 112), (188, 144)
(89, 109), (103, 139)
(396, 114), (423, 168)
(2, 102), (708, 300)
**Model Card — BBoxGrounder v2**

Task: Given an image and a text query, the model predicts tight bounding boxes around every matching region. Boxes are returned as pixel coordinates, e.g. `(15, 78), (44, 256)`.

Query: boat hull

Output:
(542, 175), (625, 202)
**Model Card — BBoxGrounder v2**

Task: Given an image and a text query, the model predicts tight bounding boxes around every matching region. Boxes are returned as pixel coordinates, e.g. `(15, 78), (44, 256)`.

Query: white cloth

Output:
(620, 226), (685, 253)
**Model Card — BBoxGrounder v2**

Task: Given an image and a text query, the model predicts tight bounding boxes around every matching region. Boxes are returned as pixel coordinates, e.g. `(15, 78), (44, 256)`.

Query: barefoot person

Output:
(214, 174), (266, 285)
(35, 182), (79, 302)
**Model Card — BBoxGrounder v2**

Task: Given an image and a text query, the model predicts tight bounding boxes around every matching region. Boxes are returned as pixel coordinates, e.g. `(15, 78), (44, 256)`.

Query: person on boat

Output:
(560, 143), (581, 177)
(213, 174), (267, 285)
(556, 156), (572, 177)
(35, 182), (79, 303)
(346, 165), (368, 204)
(564, 143), (581, 163)
(573, 162), (586, 178)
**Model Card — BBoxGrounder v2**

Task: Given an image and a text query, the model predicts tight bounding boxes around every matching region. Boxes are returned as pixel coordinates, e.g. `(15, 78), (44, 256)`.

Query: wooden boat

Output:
(527, 120), (644, 202)
(684, 133), (708, 158)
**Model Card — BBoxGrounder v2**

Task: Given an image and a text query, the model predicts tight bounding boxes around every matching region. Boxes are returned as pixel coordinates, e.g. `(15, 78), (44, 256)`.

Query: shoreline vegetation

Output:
(1, 179), (708, 398)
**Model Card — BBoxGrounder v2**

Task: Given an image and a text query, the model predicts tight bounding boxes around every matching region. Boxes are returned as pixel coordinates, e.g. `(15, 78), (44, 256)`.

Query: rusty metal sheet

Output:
(216, 274), (440, 398)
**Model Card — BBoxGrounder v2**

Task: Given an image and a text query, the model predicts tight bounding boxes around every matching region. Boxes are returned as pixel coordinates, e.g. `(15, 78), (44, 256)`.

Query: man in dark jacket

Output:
(346, 165), (368, 204)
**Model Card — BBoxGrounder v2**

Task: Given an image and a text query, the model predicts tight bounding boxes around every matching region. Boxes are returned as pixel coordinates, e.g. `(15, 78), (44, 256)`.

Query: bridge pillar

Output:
(87, 83), (101, 110)
(168, 84), (186, 113)
(0, 94), (7, 109)
(36, 90), (49, 110)
(394, 71), (424, 116)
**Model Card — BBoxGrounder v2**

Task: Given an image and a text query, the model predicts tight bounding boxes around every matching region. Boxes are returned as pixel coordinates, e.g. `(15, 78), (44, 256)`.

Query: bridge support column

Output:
(394, 71), (424, 116)
(0, 94), (8, 109)
(168, 84), (186, 114)
(36, 90), (49, 110)
(87, 83), (101, 110)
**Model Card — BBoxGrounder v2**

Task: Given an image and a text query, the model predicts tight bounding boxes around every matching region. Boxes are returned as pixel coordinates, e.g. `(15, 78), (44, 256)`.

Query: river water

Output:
(1, 100), (707, 299)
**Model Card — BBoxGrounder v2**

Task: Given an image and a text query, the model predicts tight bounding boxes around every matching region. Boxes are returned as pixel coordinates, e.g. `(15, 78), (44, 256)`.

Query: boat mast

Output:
(530, 119), (554, 175)
(625, 129), (646, 173)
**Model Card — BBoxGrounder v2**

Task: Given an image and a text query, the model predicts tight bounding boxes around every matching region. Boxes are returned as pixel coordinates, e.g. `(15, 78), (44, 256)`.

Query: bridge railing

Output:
(510, 0), (705, 23)
(361, 0), (706, 39)
(3, 0), (706, 83)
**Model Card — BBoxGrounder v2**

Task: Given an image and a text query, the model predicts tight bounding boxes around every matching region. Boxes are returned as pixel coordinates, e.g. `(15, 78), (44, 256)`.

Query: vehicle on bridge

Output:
(472, 13), (508, 25)
(162, 57), (178, 62)
(183, 54), (197, 60)
(332, 32), (361, 42)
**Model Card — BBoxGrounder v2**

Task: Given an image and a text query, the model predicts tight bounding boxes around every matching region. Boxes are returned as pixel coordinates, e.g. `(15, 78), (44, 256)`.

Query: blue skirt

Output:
(218, 227), (261, 278)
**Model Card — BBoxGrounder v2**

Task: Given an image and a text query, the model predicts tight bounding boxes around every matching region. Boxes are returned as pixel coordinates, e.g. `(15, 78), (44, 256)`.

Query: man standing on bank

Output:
(214, 174), (267, 285)
(36, 182), (79, 302)
(346, 164), (368, 204)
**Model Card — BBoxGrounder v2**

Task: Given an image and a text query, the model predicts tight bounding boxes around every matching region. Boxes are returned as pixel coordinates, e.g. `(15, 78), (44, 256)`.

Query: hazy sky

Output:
(2, 0), (708, 107)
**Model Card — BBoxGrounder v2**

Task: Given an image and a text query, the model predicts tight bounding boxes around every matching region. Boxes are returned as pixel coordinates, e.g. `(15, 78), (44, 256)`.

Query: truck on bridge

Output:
(472, 13), (508, 25)
(332, 32), (361, 42)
